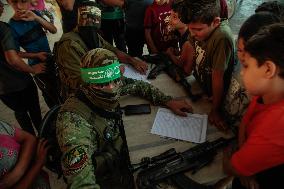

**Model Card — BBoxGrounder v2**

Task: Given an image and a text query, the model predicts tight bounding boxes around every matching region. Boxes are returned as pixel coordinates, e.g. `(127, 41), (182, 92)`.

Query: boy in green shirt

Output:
(177, 0), (235, 131)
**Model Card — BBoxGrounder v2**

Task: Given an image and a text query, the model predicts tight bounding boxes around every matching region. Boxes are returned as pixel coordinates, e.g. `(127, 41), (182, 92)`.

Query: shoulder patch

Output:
(62, 146), (88, 175)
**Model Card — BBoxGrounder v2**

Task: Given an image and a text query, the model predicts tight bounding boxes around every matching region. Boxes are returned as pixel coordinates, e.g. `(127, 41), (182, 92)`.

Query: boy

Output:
(166, 2), (194, 75)
(144, 0), (178, 53)
(7, 0), (61, 108)
(0, 0), (45, 135)
(223, 23), (284, 189)
(178, 0), (235, 131)
(0, 120), (50, 189)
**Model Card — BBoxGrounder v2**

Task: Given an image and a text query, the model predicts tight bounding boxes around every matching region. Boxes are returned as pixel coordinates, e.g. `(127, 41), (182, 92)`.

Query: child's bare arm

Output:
(4, 49), (45, 74)
(238, 122), (246, 147)
(13, 139), (50, 189)
(209, 69), (227, 131)
(57, 0), (75, 11)
(180, 42), (194, 75)
(101, 0), (124, 7)
(0, 130), (36, 188)
(20, 10), (57, 34)
(19, 51), (49, 62)
(165, 47), (181, 65)
(115, 50), (148, 74)
(145, 28), (158, 54)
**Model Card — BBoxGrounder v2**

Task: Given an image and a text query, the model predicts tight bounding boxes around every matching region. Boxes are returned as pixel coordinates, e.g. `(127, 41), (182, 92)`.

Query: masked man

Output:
(56, 48), (192, 188)
(54, 0), (148, 101)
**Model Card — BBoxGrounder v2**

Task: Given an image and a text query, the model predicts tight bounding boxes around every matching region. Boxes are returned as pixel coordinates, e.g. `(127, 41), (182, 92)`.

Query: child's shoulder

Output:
(211, 21), (234, 44)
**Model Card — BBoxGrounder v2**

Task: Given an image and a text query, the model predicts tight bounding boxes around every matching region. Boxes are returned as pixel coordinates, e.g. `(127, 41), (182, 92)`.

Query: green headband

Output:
(81, 61), (121, 84)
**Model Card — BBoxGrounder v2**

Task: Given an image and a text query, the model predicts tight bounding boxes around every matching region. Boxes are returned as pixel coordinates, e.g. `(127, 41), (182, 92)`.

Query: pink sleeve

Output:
(29, 0), (46, 11)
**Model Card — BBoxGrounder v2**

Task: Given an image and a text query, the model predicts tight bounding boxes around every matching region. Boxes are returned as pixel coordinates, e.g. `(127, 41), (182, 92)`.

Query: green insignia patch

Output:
(63, 146), (88, 175)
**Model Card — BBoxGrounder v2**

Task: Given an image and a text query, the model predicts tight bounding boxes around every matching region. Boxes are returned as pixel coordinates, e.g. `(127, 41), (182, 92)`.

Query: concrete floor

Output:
(0, 0), (275, 188)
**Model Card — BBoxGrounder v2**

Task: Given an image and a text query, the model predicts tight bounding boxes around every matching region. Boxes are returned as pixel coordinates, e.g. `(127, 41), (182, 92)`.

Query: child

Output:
(7, 0), (61, 108)
(177, 0), (235, 131)
(0, 120), (50, 189)
(29, 0), (54, 24)
(223, 23), (284, 189)
(0, 2), (45, 135)
(166, 2), (194, 75)
(144, 0), (178, 53)
(221, 12), (280, 134)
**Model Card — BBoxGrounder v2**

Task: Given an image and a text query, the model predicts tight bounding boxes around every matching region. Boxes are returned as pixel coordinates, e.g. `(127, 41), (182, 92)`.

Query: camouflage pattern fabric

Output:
(54, 32), (116, 101)
(78, 5), (101, 29)
(222, 73), (250, 133)
(120, 77), (172, 106)
(56, 95), (133, 188)
(56, 112), (100, 189)
(80, 48), (118, 69)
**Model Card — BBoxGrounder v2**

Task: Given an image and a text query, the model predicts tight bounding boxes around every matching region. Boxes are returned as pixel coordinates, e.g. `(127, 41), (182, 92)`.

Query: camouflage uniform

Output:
(54, 2), (117, 101)
(54, 32), (117, 101)
(56, 49), (172, 188)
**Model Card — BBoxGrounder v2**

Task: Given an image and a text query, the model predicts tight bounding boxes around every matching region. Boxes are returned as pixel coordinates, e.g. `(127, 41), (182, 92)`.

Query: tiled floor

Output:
(0, 0), (271, 188)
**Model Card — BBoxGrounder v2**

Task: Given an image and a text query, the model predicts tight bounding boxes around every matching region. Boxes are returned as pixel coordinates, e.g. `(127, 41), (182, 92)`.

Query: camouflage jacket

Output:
(57, 78), (172, 188)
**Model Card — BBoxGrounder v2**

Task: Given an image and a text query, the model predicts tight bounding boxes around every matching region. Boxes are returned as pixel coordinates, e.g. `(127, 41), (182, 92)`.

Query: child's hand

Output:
(36, 52), (49, 62)
(0, 170), (24, 188)
(34, 139), (50, 168)
(209, 110), (228, 132)
(31, 63), (46, 74)
(19, 10), (38, 21)
(165, 47), (175, 56)
(239, 176), (259, 189)
(132, 58), (148, 74)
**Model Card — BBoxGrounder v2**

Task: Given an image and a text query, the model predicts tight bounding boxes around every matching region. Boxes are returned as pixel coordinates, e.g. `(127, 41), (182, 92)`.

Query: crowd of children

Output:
(1, 0), (284, 188)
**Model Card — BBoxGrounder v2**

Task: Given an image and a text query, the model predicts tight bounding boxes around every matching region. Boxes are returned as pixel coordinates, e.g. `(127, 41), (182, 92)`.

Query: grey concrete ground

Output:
(0, 0), (275, 188)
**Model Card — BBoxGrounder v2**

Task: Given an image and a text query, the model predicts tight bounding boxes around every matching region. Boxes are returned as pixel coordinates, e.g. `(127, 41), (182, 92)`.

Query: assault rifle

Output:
(141, 53), (202, 102)
(133, 137), (234, 189)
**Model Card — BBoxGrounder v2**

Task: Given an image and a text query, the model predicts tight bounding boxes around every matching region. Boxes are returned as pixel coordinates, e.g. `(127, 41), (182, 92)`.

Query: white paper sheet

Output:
(122, 63), (150, 83)
(151, 108), (207, 143)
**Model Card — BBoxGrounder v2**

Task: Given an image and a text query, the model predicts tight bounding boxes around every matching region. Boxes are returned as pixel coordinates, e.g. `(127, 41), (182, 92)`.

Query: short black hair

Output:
(172, 0), (190, 23)
(176, 0), (220, 24)
(245, 23), (284, 79)
(238, 12), (279, 43)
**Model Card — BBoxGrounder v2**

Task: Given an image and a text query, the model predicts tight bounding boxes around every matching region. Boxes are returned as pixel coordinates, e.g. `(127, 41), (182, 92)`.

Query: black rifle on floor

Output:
(141, 53), (202, 101)
(132, 137), (235, 189)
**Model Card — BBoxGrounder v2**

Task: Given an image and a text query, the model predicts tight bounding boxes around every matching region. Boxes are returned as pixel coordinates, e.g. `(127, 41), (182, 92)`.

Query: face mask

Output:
(82, 80), (122, 111)
(78, 26), (100, 49)
(99, 80), (122, 97)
